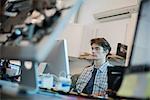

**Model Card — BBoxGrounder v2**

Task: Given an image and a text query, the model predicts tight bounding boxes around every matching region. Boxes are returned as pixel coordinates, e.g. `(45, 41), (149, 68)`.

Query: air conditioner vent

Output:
(98, 12), (130, 20)
(94, 5), (139, 22)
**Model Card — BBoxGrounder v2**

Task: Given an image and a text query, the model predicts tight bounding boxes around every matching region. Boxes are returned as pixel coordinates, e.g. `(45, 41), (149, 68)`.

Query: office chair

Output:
(107, 66), (127, 97)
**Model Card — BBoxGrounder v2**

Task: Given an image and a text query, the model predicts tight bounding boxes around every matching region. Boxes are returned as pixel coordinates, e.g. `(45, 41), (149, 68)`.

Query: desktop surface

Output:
(1, 89), (107, 100)
(1, 87), (146, 100)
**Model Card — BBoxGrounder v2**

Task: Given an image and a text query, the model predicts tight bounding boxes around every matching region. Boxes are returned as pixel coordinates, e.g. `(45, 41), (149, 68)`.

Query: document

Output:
(117, 72), (150, 98)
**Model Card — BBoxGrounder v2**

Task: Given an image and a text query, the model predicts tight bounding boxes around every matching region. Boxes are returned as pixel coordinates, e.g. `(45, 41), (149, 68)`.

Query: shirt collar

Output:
(93, 61), (110, 72)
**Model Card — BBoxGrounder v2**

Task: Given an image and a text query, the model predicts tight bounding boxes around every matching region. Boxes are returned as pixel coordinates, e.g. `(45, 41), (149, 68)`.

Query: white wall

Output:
(77, 0), (138, 25)
(59, 0), (138, 61)
(59, 23), (83, 57)
(54, 0), (141, 75)
(80, 19), (130, 54)
(78, 0), (138, 59)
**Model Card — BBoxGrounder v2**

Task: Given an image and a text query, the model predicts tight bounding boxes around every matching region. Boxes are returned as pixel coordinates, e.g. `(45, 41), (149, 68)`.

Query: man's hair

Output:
(90, 38), (111, 53)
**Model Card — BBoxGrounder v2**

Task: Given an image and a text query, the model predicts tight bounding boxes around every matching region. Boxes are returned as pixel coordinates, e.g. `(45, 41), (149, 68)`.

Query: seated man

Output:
(75, 38), (112, 96)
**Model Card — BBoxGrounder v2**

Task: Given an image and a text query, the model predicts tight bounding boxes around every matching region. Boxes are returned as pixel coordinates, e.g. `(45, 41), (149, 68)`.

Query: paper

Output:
(117, 72), (150, 98)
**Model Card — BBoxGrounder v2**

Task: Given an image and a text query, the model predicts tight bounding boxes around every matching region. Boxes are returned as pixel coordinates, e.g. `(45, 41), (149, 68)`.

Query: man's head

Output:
(90, 38), (111, 60)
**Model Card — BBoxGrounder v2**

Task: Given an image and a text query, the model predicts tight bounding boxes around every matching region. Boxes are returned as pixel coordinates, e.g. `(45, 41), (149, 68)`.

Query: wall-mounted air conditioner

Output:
(93, 5), (139, 22)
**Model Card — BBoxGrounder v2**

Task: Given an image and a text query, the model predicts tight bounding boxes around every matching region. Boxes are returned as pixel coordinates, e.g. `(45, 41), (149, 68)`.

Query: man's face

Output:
(91, 43), (107, 60)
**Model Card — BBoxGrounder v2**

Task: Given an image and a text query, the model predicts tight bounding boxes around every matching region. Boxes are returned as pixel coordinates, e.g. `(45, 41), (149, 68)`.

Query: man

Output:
(75, 38), (112, 96)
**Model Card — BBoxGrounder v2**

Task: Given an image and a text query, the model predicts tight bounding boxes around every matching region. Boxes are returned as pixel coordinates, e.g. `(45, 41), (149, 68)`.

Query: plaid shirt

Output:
(76, 61), (112, 95)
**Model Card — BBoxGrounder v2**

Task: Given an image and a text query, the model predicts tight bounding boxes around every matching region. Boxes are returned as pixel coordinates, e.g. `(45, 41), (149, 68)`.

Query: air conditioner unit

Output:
(93, 5), (139, 22)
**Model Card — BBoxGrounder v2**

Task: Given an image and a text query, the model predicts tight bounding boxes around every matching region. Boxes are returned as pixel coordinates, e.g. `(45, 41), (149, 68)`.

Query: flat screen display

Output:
(129, 0), (150, 66)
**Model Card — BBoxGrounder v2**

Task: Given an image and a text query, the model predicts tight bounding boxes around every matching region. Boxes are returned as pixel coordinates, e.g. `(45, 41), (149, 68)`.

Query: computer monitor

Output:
(116, 2), (150, 98)
(42, 39), (70, 78)
(129, 0), (150, 66)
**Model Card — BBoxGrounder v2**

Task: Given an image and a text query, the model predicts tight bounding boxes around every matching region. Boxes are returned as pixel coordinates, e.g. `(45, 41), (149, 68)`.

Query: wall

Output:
(77, 0), (138, 25)
(57, 0), (139, 75)
(59, 0), (138, 61)
(59, 23), (83, 57)
(80, 19), (130, 54)
(77, 0), (138, 54)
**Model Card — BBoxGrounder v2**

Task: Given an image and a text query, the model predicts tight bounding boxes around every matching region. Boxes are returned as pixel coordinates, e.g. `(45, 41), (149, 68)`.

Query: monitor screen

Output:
(129, 0), (150, 66)
(7, 63), (21, 77)
(42, 39), (70, 78)
(0, 60), (21, 77)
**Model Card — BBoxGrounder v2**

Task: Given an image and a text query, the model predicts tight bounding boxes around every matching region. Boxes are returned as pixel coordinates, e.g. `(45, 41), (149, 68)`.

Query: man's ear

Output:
(104, 49), (109, 55)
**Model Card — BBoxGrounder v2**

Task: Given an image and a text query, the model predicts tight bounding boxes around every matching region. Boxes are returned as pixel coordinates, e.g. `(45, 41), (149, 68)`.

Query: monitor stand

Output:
(20, 61), (39, 93)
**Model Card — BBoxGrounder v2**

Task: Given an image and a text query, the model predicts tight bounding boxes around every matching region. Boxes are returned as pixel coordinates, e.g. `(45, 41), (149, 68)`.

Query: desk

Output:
(1, 87), (147, 100)
(0, 90), (103, 100)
